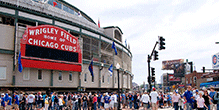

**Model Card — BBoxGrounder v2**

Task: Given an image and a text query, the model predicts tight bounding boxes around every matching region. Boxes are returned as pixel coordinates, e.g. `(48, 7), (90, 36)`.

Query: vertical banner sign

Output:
(20, 25), (82, 72)
(212, 52), (219, 69)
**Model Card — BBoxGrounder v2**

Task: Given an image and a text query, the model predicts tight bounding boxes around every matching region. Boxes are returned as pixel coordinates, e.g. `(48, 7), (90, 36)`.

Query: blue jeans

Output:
(204, 104), (210, 110)
(129, 100), (132, 109)
(93, 102), (97, 110)
(174, 102), (179, 110)
(83, 101), (87, 110)
(74, 102), (78, 110)
(28, 103), (33, 110)
(134, 102), (138, 109)
(98, 102), (101, 108)
(185, 103), (192, 110)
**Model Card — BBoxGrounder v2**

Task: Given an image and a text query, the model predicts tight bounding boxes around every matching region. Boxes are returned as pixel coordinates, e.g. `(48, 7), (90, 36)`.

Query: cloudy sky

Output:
(69, 0), (219, 85)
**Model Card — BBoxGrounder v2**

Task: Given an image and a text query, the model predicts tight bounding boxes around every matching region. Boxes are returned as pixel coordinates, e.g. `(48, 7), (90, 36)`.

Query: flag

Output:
(18, 52), (23, 73)
(112, 42), (117, 55)
(53, 1), (57, 7)
(98, 19), (100, 28)
(125, 39), (127, 47)
(88, 59), (94, 77)
(108, 64), (113, 76)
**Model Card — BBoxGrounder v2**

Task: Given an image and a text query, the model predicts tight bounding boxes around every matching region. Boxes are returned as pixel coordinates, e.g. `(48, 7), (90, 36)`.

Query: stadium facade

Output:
(0, 0), (133, 92)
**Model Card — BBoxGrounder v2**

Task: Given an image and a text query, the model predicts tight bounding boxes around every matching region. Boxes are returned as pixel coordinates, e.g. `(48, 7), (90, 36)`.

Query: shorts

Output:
(110, 102), (114, 108)
(143, 103), (149, 108)
(6, 105), (11, 110)
(114, 102), (118, 108)
(152, 103), (157, 108)
(14, 104), (19, 109)
(104, 103), (109, 109)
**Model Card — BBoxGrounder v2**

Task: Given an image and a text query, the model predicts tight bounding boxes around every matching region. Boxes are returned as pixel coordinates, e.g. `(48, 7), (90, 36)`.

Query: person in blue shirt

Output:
(183, 86), (193, 110)
(104, 93), (110, 110)
(6, 94), (12, 110)
(128, 93), (133, 109)
(1, 93), (6, 110)
(209, 87), (217, 110)
(167, 93), (172, 107)
(14, 91), (19, 110)
(121, 92), (126, 108)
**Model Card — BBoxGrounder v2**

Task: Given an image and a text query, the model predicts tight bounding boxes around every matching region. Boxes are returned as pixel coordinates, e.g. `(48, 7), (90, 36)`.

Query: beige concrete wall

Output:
(81, 64), (100, 88)
(0, 24), (15, 50)
(103, 28), (114, 39)
(15, 68), (51, 87)
(0, 54), (13, 86)
(99, 67), (113, 88)
(53, 70), (79, 87)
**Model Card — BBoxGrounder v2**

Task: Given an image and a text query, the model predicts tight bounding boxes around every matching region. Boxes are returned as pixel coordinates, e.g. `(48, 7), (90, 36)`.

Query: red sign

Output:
(20, 25), (82, 72)
(168, 74), (181, 81)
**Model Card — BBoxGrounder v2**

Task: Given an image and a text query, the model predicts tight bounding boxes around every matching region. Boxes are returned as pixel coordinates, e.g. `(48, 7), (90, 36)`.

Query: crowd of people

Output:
(0, 86), (219, 110)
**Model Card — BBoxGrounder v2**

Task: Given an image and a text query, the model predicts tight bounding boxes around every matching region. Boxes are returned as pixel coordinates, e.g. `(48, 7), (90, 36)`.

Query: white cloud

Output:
(68, 0), (219, 85)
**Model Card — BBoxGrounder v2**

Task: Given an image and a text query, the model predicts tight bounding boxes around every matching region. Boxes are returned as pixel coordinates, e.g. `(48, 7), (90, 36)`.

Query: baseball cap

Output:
(196, 90), (199, 92)
(153, 88), (156, 91)
(1, 93), (4, 96)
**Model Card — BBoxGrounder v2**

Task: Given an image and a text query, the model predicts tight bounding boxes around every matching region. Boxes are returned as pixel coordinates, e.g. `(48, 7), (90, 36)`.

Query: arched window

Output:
(102, 75), (104, 83)
(84, 73), (87, 82)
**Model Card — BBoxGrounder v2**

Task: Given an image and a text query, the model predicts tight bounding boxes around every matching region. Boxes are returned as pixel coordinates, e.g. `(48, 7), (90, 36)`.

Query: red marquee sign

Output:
(20, 25), (82, 72)
(168, 74), (181, 82)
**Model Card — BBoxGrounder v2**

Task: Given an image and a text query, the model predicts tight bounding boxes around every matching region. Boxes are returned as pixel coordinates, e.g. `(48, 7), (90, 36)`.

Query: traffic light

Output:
(159, 36), (165, 50)
(151, 67), (155, 76)
(151, 67), (155, 82)
(153, 50), (158, 61)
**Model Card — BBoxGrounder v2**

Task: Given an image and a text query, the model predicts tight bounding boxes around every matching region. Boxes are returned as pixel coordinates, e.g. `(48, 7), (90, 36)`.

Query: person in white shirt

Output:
(110, 92), (118, 110)
(27, 92), (35, 110)
(58, 95), (63, 110)
(150, 88), (158, 110)
(197, 92), (208, 110)
(141, 92), (150, 110)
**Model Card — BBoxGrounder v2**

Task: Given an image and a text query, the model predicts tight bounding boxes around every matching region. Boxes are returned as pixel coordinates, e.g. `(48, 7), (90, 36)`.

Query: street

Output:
(122, 107), (174, 110)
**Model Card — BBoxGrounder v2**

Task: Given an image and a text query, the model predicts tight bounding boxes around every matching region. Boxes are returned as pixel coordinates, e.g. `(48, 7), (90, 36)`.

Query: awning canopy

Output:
(200, 81), (219, 88)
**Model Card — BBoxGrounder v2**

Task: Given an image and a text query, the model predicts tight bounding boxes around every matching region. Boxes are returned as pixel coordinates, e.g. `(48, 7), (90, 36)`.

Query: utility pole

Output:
(147, 36), (165, 92)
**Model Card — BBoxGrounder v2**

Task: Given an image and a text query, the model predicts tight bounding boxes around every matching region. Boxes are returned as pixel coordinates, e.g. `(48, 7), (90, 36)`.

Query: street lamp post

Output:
(99, 63), (104, 93)
(116, 63), (121, 110)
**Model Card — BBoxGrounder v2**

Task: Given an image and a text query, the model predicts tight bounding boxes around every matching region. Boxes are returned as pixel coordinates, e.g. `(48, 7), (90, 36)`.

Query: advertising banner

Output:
(20, 25), (82, 72)
(168, 74), (181, 82)
(174, 63), (185, 77)
(162, 59), (184, 70)
(212, 52), (219, 69)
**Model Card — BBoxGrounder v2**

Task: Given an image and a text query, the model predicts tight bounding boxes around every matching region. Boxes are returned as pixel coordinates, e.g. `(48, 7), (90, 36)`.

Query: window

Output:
(108, 75), (110, 84)
(84, 73), (87, 82)
(186, 78), (188, 84)
(0, 16), (15, 26)
(190, 77), (192, 84)
(193, 76), (197, 84)
(38, 70), (42, 80)
(0, 67), (6, 80)
(69, 72), (73, 82)
(58, 72), (62, 81)
(23, 68), (30, 80)
(91, 75), (94, 82)
(115, 77), (117, 84)
(102, 75), (104, 83)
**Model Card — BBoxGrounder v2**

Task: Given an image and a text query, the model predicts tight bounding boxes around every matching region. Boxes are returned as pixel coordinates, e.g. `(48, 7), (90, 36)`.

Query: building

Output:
(185, 71), (219, 89)
(162, 73), (181, 92)
(0, 0), (133, 92)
